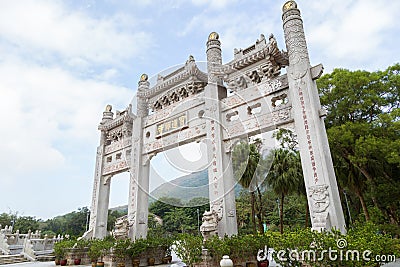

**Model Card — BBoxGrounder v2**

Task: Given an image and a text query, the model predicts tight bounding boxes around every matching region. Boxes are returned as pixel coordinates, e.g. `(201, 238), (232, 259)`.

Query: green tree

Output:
(232, 139), (269, 234)
(149, 197), (183, 218)
(14, 216), (40, 233)
(185, 197), (210, 233)
(163, 208), (194, 234)
(0, 213), (12, 228)
(266, 148), (303, 234)
(317, 64), (400, 225)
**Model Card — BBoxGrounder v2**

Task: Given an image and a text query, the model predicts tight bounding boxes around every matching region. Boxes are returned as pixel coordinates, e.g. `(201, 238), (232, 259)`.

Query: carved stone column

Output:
(128, 74), (150, 240)
(205, 33), (238, 237)
(282, 1), (346, 233)
(89, 107), (114, 239)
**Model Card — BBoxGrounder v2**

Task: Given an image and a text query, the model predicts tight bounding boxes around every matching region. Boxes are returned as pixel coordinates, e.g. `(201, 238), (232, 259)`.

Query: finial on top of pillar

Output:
(283, 1), (297, 12)
(138, 73), (150, 92)
(208, 32), (219, 41)
(137, 74), (149, 117)
(206, 31), (221, 51)
(206, 32), (222, 84)
(101, 104), (114, 123)
(138, 73), (149, 86)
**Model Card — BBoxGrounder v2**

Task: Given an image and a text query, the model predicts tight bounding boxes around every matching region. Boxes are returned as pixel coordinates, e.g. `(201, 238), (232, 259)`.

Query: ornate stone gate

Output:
(84, 1), (346, 240)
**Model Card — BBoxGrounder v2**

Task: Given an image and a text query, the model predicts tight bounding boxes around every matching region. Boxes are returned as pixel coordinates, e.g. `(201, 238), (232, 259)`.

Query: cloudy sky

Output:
(0, 0), (399, 221)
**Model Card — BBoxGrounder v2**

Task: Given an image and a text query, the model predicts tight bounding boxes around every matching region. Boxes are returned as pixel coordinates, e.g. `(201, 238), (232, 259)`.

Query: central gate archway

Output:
(84, 1), (346, 240)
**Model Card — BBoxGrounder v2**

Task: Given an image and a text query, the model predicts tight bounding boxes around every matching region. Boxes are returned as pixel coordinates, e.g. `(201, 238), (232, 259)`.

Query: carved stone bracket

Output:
(103, 175), (112, 185)
(223, 138), (241, 153)
(128, 211), (136, 227)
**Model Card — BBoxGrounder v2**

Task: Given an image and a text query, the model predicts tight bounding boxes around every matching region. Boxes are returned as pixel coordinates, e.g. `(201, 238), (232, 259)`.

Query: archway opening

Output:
(149, 141), (210, 208)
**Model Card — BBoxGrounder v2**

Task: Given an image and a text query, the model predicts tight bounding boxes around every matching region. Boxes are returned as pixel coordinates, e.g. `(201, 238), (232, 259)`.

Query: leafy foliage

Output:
(232, 139), (270, 234)
(266, 148), (303, 234)
(149, 197), (209, 234)
(205, 234), (268, 265)
(270, 223), (399, 267)
(173, 233), (203, 267)
(318, 64), (400, 226)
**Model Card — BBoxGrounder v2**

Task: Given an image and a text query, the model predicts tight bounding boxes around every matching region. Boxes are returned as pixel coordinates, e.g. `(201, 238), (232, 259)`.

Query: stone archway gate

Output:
(84, 1), (346, 240)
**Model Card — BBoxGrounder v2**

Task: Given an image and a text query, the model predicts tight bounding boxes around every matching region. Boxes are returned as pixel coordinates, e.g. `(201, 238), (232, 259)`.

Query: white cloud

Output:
(179, 4), (283, 61)
(0, 0), (152, 66)
(0, 59), (133, 184)
(191, 0), (237, 10)
(304, 0), (400, 70)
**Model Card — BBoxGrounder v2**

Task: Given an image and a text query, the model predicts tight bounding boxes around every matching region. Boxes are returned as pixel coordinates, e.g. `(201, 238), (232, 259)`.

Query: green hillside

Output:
(150, 169), (242, 203)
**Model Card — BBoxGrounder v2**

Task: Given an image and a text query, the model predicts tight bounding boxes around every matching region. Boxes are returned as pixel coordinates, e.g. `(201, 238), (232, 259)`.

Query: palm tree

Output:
(266, 148), (303, 234)
(232, 139), (269, 234)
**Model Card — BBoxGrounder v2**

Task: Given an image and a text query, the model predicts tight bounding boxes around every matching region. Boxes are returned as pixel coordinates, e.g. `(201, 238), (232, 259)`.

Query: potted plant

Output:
(54, 241), (64, 266)
(87, 239), (101, 266)
(95, 238), (113, 267)
(161, 236), (173, 263)
(113, 239), (131, 267)
(87, 238), (112, 267)
(205, 235), (230, 266)
(145, 236), (159, 266)
(74, 238), (89, 265)
(54, 240), (71, 266)
(129, 238), (147, 267)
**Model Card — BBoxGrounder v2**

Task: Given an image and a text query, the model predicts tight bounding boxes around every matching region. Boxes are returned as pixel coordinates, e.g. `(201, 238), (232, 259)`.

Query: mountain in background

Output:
(150, 169), (242, 203)
(109, 170), (243, 211)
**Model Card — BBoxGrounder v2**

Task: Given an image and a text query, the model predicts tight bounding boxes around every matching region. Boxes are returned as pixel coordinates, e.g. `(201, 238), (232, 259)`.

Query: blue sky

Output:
(0, 0), (399, 220)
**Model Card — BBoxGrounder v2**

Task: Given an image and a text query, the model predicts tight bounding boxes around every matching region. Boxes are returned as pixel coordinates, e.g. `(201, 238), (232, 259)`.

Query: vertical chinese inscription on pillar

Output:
(210, 120), (219, 197)
(130, 144), (138, 218)
(90, 147), (102, 229)
(297, 82), (318, 183)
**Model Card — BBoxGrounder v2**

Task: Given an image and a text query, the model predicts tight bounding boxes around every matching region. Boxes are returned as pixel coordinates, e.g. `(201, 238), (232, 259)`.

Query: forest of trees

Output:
(0, 64), (398, 238)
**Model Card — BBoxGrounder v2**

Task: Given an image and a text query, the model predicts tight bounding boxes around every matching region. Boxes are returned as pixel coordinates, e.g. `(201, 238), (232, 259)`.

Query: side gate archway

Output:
(84, 1), (346, 240)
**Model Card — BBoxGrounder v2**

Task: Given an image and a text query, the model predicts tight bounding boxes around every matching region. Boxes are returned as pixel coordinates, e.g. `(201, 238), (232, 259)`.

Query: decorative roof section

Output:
(141, 55), (208, 99)
(212, 34), (289, 92)
(98, 104), (134, 132)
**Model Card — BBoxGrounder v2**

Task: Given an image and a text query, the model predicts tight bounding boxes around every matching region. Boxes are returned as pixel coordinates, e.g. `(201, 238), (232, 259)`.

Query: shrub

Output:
(173, 233), (203, 267)
(269, 223), (399, 267)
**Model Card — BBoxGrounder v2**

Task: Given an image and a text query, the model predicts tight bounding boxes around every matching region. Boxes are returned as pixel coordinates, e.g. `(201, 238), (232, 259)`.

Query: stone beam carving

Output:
(151, 81), (207, 111)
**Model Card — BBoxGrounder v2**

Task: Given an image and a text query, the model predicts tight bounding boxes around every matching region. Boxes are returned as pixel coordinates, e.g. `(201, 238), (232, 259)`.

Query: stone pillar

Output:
(128, 74), (150, 240)
(90, 106), (114, 238)
(282, 1), (346, 233)
(205, 32), (238, 237)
